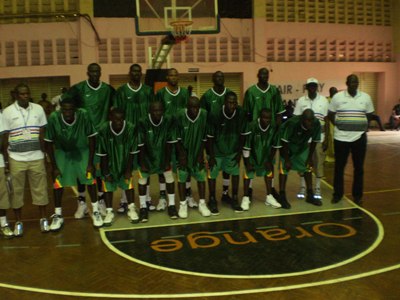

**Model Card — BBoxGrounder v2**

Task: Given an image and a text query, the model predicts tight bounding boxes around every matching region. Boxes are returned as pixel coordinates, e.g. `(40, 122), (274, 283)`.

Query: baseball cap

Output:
(306, 77), (319, 85)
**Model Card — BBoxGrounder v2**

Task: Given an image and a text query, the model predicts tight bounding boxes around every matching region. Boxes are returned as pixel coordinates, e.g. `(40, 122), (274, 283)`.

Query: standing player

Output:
(278, 109), (322, 209)
(138, 101), (178, 222)
(243, 68), (285, 199)
(113, 64), (154, 213)
(45, 98), (99, 230)
(176, 97), (210, 218)
(64, 63), (115, 219)
(96, 108), (141, 226)
(241, 109), (282, 211)
(201, 71), (236, 205)
(293, 78), (329, 200)
(206, 91), (246, 214)
(156, 68), (193, 207)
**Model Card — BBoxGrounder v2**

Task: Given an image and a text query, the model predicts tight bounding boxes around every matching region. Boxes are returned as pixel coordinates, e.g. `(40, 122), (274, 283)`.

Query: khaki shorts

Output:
(0, 168), (10, 210)
(9, 158), (49, 209)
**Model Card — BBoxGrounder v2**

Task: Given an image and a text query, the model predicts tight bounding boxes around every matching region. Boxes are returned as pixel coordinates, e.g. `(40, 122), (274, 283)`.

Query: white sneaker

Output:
(186, 196), (198, 208)
(103, 211), (114, 226)
(265, 195), (282, 208)
(297, 186), (306, 199)
(74, 201), (88, 219)
(315, 188), (322, 199)
(50, 214), (64, 231)
(98, 199), (107, 217)
(127, 203), (139, 223)
(198, 202), (211, 217)
(156, 198), (167, 211)
(241, 196), (251, 211)
(92, 211), (103, 228)
(178, 202), (188, 218)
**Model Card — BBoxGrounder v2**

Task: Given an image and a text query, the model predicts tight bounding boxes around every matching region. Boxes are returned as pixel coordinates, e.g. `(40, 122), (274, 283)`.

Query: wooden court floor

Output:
(1, 130), (400, 300)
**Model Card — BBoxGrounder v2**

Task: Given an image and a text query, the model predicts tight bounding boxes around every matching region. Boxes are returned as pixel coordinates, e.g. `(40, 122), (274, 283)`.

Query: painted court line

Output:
(382, 211), (400, 216)
(343, 217), (363, 221)
(110, 239), (136, 244)
(161, 235), (185, 239)
(55, 244), (81, 248)
(256, 225), (279, 230)
(300, 221), (323, 225)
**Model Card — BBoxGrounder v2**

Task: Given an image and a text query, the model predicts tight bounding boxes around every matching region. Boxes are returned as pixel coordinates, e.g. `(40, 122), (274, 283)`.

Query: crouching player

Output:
(278, 109), (322, 209)
(241, 108), (282, 211)
(45, 98), (98, 230)
(138, 101), (178, 222)
(206, 91), (246, 214)
(96, 108), (141, 226)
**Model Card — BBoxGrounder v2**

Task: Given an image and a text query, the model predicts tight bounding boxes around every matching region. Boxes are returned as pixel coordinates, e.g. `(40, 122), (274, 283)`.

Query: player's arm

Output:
(242, 146), (254, 172)
(138, 144), (148, 172)
(164, 142), (173, 170)
(280, 140), (291, 171)
(328, 111), (336, 125)
(100, 154), (112, 182)
(323, 116), (330, 151)
(176, 140), (187, 168)
(44, 140), (60, 179)
(87, 135), (96, 176)
(124, 152), (135, 180)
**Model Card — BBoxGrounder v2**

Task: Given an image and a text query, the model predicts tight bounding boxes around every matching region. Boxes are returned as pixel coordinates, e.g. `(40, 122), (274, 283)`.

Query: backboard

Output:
(135, 0), (219, 36)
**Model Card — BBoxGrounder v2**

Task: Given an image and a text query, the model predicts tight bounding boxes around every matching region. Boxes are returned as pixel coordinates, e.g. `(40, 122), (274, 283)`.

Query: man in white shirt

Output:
(2, 83), (49, 236)
(294, 78), (329, 200)
(328, 75), (374, 205)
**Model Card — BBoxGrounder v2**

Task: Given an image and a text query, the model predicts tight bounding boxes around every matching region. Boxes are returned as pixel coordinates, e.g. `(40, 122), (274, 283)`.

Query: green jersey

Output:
(45, 109), (97, 154)
(96, 121), (140, 178)
(279, 115), (321, 155)
(243, 119), (279, 167)
(64, 80), (115, 130)
(156, 86), (189, 117)
(207, 106), (248, 157)
(113, 83), (153, 126)
(243, 84), (285, 123)
(139, 114), (177, 172)
(176, 108), (208, 168)
(200, 87), (232, 121)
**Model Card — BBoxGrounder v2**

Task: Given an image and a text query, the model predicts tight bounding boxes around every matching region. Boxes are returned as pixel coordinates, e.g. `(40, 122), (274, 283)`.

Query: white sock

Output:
(92, 201), (99, 212)
(300, 177), (306, 188)
(146, 186), (151, 200)
(98, 192), (104, 197)
(55, 207), (62, 216)
(168, 193), (175, 206)
(186, 181), (191, 189)
(199, 199), (206, 204)
(0, 216), (7, 227)
(249, 179), (253, 188)
(120, 190), (127, 203)
(139, 195), (147, 208)
(271, 178), (274, 187)
(159, 183), (166, 192)
(180, 200), (187, 205)
(106, 207), (113, 213)
(78, 192), (85, 198)
(223, 179), (230, 187)
(316, 177), (321, 189)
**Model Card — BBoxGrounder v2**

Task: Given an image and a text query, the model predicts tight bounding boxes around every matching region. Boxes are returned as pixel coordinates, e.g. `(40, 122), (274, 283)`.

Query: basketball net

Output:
(170, 20), (193, 43)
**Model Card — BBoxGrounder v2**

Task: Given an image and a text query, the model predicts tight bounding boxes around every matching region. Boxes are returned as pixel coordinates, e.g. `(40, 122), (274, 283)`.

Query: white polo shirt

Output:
(328, 90), (374, 142)
(0, 113), (5, 167)
(2, 102), (47, 161)
(293, 93), (329, 142)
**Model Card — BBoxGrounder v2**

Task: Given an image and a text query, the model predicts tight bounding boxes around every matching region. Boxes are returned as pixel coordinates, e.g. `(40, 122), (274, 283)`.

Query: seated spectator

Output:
(390, 100), (400, 130)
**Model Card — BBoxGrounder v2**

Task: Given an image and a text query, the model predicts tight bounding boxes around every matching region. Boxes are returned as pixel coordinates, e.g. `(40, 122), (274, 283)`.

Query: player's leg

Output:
(125, 188), (139, 223)
(221, 171), (231, 203)
(230, 174), (243, 212)
(50, 187), (64, 231)
(177, 169), (189, 218)
(264, 171), (281, 208)
(138, 176), (149, 223)
(241, 170), (253, 211)
(164, 170), (178, 219)
(103, 191), (115, 226)
(278, 159), (291, 209)
(0, 171), (13, 238)
(314, 142), (325, 200)
(88, 182), (103, 228)
(156, 174), (168, 211)
(75, 179), (88, 219)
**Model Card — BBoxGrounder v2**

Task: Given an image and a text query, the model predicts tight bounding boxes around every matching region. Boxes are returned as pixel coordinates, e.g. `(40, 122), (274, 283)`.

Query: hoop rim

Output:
(169, 20), (194, 27)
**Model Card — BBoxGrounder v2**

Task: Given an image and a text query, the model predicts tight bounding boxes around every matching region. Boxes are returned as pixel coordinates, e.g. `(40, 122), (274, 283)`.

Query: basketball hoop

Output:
(170, 20), (193, 43)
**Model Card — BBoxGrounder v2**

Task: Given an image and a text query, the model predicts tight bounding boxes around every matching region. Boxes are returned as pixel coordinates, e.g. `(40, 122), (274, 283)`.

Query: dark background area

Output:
(93, 0), (252, 18)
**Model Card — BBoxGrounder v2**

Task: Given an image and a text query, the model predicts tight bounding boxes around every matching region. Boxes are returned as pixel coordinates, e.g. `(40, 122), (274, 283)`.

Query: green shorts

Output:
(54, 170), (95, 189)
(177, 166), (206, 183)
(208, 154), (240, 179)
(279, 148), (310, 175)
(101, 176), (134, 192)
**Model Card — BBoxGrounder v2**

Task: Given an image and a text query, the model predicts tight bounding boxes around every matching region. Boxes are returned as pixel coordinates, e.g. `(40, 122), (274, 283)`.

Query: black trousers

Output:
(333, 133), (367, 200)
